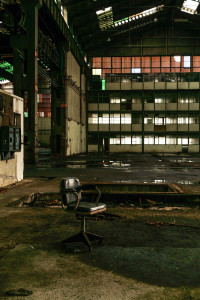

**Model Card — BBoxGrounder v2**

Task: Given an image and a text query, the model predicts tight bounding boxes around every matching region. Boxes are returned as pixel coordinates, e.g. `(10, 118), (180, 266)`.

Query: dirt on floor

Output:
(1, 179), (200, 299)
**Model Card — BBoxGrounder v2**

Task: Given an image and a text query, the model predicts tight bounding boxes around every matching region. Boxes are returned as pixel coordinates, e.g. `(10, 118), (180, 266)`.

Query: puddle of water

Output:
(110, 162), (131, 167)
(64, 165), (86, 169)
(177, 180), (193, 185)
(152, 179), (166, 183)
(170, 159), (196, 163)
(113, 180), (134, 183)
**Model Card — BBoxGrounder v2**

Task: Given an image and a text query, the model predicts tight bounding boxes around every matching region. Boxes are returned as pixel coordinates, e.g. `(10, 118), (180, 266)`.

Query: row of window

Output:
(88, 135), (199, 145)
(88, 91), (200, 103)
(110, 135), (198, 145)
(88, 113), (199, 125)
(92, 56), (200, 78)
(105, 73), (200, 83)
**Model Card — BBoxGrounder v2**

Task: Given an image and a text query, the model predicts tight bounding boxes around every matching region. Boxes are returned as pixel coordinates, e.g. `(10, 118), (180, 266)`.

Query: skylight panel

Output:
(96, 7), (114, 30)
(114, 5), (164, 27)
(181, 0), (199, 14)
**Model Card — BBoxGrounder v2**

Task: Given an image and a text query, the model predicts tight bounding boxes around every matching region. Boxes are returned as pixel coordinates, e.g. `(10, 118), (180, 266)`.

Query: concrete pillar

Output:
(51, 84), (67, 155)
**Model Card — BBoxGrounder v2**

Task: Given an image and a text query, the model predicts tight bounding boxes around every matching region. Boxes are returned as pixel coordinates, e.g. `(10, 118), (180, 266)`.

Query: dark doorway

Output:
(103, 138), (109, 152)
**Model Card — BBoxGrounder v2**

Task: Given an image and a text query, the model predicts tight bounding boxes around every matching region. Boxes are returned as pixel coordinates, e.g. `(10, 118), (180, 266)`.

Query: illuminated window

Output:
(121, 113), (131, 124)
(121, 135), (131, 144)
(155, 136), (165, 145)
(92, 69), (102, 76)
(99, 114), (109, 124)
(132, 68), (141, 73)
(166, 115), (177, 124)
(189, 116), (199, 124)
(132, 135), (142, 144)
(110, 114), (120, 124)
(166, 136), (177, 145)
(110, 136), (120, 144)
(178, 116), (189, 124)
(178, 137), (188, 145)
(155, 116), (165, 125)
(178, 95), (189, 103)
(144, 135), (154, 144)
(132, 98), (142, 104)
(88, 113), (98, 124)
(189, 137), (199, 144)
(184, 56), (191, 68)
(174, 56), (181, 62)
(155, 98), (165, 103)
(110, 98), (120, 103)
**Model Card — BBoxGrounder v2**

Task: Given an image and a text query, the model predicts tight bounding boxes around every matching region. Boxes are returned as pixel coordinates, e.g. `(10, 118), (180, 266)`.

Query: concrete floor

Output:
(1, 153), (200, 299)
(25, 152), (200, 185)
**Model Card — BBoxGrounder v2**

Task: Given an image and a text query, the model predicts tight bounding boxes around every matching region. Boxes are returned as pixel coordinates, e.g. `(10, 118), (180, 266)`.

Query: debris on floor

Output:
(77, 212), (121, 221)
(147, 221), (200, 230)
(5, 288), (33, 296)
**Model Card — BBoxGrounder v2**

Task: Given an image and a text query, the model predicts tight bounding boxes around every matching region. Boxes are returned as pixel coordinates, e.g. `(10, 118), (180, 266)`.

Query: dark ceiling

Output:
(61, 0), (200, 51)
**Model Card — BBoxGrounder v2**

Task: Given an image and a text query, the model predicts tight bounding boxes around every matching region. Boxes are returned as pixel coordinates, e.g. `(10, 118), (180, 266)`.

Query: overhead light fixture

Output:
(181, 0), (199, 14)
(114, 5), (164, 27)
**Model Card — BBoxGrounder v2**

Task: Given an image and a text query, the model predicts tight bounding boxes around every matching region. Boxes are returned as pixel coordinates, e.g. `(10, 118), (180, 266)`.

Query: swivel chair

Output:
(60, 177), (106, 251)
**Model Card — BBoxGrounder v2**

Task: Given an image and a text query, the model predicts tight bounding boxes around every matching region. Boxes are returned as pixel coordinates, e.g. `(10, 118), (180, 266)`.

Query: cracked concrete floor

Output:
(1, 153), (200, 299)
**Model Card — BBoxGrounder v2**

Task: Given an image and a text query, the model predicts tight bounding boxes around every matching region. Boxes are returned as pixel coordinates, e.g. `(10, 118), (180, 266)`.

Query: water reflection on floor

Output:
(25, 152), (200, 185)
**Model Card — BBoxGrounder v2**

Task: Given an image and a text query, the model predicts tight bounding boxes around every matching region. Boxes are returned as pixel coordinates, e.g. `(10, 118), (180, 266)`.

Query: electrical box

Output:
(0, 126), (21, 160)
(14, 128), (21, 151)
(0, 127), (14, 152)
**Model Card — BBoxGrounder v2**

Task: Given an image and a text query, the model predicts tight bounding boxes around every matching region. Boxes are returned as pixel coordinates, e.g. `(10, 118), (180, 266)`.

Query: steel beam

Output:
(22, 0), (42, 164)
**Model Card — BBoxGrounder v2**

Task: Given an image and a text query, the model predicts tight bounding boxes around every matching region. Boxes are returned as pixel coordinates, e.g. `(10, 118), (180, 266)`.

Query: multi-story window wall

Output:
(87, 56), (200, 153)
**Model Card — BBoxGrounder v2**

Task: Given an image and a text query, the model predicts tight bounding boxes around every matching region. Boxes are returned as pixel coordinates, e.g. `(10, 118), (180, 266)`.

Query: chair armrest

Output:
(60, 184), (101, 208)
(80, 184), (101, 203)
(60, 188), (81, 211)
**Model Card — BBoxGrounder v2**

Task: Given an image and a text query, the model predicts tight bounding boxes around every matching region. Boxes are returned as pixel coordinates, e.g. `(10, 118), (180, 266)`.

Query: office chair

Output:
(60, 177), (106, 251)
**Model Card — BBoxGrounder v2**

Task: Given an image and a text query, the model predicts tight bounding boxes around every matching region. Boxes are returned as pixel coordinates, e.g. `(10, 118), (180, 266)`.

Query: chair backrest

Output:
(60, 177), (81, 206)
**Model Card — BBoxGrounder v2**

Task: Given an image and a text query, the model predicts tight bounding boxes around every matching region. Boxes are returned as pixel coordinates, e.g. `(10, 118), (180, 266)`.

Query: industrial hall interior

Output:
(2, 0), (200, 299)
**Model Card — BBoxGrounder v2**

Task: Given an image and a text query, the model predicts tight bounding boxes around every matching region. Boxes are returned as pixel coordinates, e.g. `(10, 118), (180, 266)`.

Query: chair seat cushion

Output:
(67, 202), (106, 212)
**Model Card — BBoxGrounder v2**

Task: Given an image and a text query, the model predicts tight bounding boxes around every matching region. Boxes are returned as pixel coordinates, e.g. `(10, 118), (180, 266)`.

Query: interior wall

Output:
(88, 24), (200, 57)
(0, 90), (24, 187)
(38, 118), (51, 147)
(65, 51), (86, 155)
